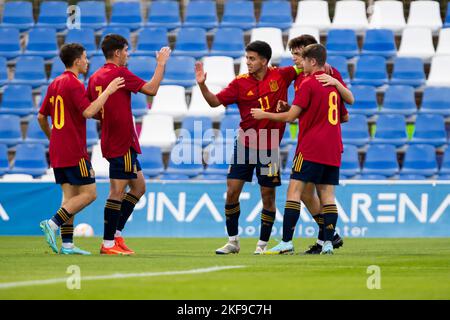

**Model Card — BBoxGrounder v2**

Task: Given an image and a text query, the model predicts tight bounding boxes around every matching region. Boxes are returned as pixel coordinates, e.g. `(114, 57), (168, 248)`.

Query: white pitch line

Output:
(0, 265), (245, 290)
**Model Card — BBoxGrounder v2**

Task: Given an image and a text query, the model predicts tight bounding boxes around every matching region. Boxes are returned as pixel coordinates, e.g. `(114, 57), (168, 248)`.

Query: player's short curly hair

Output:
(288, 35), (318, 51)
(59, 43), (85, 68)
(302, 44), (327, 66)
(245, 41), (272, 62)
(101, 34), (129, 59)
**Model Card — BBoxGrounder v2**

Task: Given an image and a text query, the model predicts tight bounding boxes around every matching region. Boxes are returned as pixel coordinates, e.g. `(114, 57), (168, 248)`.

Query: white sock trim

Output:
(114, 230), (122, 238)
(228, 235), (239, 242)
(48, 219), (58, 231)
(103, 240), (115, 248)
(62, 242), (74, 249)
(316, 240), (324, 246)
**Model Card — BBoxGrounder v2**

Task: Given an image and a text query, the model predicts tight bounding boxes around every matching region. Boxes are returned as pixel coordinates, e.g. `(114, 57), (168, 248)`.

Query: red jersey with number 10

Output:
(216, 66), (299, 149)
(39, 71), (91, 168)
(292, 71), (345, 167)
(87, 63), (146, 159)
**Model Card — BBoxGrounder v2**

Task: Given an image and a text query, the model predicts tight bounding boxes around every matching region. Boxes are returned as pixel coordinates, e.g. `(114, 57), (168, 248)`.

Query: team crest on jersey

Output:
(269, 80), (279, 92)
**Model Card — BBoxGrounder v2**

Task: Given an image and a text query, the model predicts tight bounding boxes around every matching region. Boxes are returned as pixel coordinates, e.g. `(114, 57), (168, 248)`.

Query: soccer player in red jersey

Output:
(38, 43), (125, 255)
(252, 44), (348, 255)
(196, 41), (319, 255)
(276, 35), (354, 254)
(87, 34), (171, 255)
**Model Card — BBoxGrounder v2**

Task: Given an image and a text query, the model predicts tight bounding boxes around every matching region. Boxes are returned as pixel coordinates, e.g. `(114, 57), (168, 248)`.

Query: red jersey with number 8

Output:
(39, 71), (91, 168)
(292, 71), (345, 167)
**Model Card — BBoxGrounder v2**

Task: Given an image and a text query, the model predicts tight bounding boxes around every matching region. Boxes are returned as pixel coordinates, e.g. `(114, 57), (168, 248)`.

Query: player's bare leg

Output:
(216, 179), (246, 254)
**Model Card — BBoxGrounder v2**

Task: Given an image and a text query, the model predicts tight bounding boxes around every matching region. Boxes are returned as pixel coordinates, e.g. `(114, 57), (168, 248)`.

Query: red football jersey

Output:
(39, 71), (91, 168)
(87, 63), (146, 158)
(292, 71), (344, 167)
(216, 66), (298, 149)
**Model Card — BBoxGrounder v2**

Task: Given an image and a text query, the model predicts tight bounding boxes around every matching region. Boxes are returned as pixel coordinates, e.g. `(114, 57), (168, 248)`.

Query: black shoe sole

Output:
(333, 238), (344, 249)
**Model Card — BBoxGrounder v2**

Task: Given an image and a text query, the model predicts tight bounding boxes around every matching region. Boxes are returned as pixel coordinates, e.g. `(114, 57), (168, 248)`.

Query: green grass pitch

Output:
(0, 237), (449, 300)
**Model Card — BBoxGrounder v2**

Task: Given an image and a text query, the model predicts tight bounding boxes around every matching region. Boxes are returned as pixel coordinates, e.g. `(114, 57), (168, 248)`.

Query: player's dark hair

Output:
(302, 44), (327, 66)
(288, 35), (318, 51)
(101, 34), (128, 59)
(245, 41), (272, 62)
(59, 43), (85, 68)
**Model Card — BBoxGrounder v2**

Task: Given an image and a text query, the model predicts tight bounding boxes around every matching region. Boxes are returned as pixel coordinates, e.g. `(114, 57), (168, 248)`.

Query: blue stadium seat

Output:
(23, 116), (48, 146)
(326, 55), (350, 83)
(438, 174), (450, 180)
(0, 85), (34, 116)
(201, 174), (227, 180)
(225, 103), (240, 115)
(140, 146), (164, 178)
(326, 29), (359, 58)
(0, 57), (7, 87)
(352, 56), (388, 87)
(146, 1), (181, 30)
(346, 85), (378, 116)
(210, 28), (245, 58)
(65, 28), (98, 57)
(86, 56), (105, 81)
(0, 115), (22, 146)
(439, 148), (450, 174)
(221, 1), (255, 30)
(278, 57), (293, 67)
(173, 28), (208, 58)
(78, 1), (107, 30)
(9, 143), (48, 177)
(37, 1), (67, 31)
(390, 57), (425, 87)
(109, 1), (143, 31)
(161, 56), (196, 87)
(372, 114), (407, 147)
(11, 56), (47, 88)
(401, 144), (437, 177)
(86, 120), (99, 147)
(358, 174), (388, 180)
(131, 93), (148, 117)
(341, 144), (360, 177)
(0, 28), (21, 60)
(127, 56), (156, 81)
(100, 27), (131, 47)
(361, 29), (396, 58)
(419, 87), (450, 116)
(48, 58), (65, 82)
(24, 28), (58, 59)
(0, 144), (9, 176)
(178, 116), (213, 147)
(204, 142), (234, 176)
(134, 27), (168, 56)
(37, 85), (48, 107)
(341, 114), (370, 147)
(362, 144), (399, 177)
(380, 85), (417, 116)
(159, 173), (191, 180)
(1, 1), (34, 30)
(410, 114), (447, 147)
(184, 0), (218, 30)
(398, 174), (426, 180)
(258, 1), (292, 30)
(445, 3), (450, 28)
(166, 142), (204, 177)
(219, 115), (241, 143)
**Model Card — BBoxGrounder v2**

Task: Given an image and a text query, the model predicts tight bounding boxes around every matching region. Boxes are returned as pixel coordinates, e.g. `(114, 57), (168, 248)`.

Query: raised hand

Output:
(156, 47), (171, 65)
(195, 61), (207, 85)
